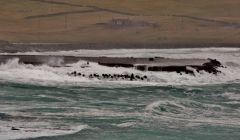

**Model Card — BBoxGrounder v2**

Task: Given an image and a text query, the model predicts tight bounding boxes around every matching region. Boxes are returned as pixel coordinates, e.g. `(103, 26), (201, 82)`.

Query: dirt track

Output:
(170, 14), (240, 28)
(25, 9), (101, 19)
(30, 0), (138, 16)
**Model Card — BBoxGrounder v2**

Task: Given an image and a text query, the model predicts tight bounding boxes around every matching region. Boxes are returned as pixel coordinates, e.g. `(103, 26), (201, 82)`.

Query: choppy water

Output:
(0, 48), (240, 140)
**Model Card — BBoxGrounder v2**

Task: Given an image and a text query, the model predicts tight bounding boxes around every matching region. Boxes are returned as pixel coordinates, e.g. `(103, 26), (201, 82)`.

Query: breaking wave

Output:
(0, 48), (239, 86)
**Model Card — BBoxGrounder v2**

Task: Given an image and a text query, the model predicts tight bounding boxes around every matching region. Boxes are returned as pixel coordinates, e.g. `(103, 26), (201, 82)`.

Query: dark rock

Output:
(130, 73), (135, 81)
(149, 58), (154, 61)
(136, 65), (146, 71)
(71, 71), (77, 76)
(195, 59), (222, 74)
(66, 58), (222, 80)
(11, 127), (20, 131)
(135, 75), (140, 79)
(98, 62), (133, 68)
(89, 74), (93, 78)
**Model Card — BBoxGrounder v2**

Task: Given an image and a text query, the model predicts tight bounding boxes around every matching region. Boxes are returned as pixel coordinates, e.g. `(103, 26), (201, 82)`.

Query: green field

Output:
(0, 0), (239, 46)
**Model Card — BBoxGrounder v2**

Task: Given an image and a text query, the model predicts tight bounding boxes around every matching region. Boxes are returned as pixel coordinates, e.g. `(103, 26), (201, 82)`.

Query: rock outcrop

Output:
(0, 55), (223, 75)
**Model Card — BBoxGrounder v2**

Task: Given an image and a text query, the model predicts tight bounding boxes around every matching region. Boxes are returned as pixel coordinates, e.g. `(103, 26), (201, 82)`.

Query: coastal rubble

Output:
(68, 71), (148, 81)
(0, 55), (223, 76)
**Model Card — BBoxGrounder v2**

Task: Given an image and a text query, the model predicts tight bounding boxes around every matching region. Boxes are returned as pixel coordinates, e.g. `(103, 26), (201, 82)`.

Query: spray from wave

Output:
(0, 48), (239, 86)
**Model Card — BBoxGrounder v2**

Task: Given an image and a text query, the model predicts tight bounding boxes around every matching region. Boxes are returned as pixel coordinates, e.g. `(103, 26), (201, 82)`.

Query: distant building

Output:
(111, 18), (132, 26)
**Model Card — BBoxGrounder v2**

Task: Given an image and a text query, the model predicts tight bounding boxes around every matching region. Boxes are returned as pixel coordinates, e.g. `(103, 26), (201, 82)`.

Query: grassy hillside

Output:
(0, 0), (239, 46)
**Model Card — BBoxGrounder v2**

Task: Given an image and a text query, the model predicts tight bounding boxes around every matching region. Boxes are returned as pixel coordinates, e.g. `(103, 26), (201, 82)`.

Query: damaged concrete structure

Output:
(0, 55), (222, 75)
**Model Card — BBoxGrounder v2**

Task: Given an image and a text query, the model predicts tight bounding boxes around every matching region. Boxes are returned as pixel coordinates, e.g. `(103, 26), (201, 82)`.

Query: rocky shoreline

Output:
(0, 55), (223, 75)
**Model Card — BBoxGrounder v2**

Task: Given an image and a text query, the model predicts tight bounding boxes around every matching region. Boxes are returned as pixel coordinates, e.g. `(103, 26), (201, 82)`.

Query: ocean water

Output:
(0, 48), (240, 140)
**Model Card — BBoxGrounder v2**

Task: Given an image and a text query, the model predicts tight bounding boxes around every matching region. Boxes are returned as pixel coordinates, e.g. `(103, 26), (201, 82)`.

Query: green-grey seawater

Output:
(1, 82), (240, 140)
(0, 48), (240, 139)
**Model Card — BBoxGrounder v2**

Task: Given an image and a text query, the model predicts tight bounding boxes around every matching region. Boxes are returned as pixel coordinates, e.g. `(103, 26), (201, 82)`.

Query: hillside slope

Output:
(0, 0), (239, 47)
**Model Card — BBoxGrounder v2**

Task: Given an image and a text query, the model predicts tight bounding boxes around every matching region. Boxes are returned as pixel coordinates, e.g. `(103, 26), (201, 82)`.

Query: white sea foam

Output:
(42, 108), (141, 118)
(0, 120), (88, 140)
(114, 122), (136, 128)
(222, 92), (240, 100)
(145, 100), (186, 112)
(0, 48), (239, 86)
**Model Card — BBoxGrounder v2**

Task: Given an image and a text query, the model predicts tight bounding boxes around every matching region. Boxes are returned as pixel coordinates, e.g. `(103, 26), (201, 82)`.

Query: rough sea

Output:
(0, 48), (240, 140)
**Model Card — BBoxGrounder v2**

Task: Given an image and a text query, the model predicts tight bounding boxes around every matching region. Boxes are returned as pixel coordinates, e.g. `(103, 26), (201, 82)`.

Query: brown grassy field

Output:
(0, 0), (239, 47)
